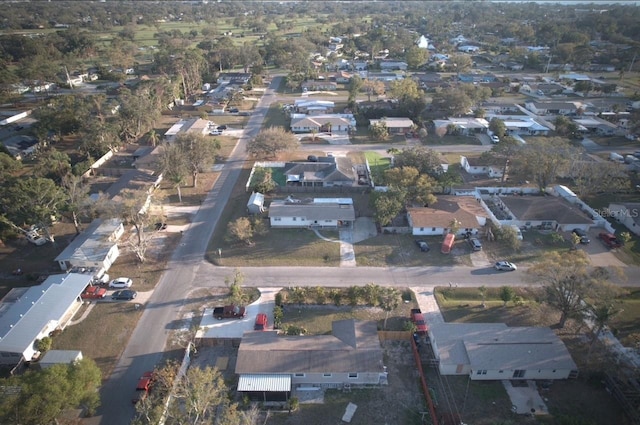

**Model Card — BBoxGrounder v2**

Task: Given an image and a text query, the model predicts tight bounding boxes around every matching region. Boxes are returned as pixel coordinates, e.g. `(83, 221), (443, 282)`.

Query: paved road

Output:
(95, 78), (282, 425)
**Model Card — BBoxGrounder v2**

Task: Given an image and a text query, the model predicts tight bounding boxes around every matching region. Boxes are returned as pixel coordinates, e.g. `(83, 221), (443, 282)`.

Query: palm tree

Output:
(147, 129), (160, 147)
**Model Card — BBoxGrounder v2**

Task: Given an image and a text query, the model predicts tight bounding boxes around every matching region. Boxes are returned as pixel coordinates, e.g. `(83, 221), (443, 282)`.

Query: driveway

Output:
(570, 230), (626, 268)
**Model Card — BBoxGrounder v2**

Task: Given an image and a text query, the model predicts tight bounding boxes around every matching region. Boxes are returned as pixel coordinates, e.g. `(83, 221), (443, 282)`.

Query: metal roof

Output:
(237, 374), (291, 392)
(0, 273), (92, 354)
(54, 218), (123, 264)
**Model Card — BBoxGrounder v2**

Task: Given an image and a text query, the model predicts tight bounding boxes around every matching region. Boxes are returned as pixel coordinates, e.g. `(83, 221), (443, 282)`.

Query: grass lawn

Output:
(51, 302), (144, 379)
(262, 104), (290, 128)
(424, 134), (481, 146)
(353, 234), (463, 267)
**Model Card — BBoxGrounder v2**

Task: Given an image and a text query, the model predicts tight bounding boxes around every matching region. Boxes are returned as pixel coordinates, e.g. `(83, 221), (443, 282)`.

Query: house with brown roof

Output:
(235, 320), (385, 402)
(369, 117), (414, 135)
(495, 194), (593, 231)
(407, 196), (489, 236)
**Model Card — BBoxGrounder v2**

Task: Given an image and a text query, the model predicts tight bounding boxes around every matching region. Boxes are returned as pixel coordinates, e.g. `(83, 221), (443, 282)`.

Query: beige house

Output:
(235, 320), (385, 402)
(407, 196), (489, 236)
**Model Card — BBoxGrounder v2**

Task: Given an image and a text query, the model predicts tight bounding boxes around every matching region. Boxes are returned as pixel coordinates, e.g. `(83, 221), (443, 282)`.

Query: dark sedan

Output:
(112, 290), (138, 300)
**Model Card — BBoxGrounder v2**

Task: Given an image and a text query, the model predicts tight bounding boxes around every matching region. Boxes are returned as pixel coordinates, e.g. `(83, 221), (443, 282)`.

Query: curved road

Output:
(96, 78), (640, 424)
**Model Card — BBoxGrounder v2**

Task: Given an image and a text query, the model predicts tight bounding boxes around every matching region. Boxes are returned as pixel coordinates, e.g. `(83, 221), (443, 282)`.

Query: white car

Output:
(495, 261), (517, 271)
(490, 134), (500, 144)
(109, 277), (133, 289)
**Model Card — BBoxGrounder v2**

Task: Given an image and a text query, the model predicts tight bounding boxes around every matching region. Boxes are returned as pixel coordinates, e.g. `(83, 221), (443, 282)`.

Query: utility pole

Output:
(629, 52), (637, 73)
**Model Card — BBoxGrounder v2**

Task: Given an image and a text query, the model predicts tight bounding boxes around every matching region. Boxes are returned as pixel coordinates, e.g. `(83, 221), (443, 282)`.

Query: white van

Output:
(510, 225), (524, 240)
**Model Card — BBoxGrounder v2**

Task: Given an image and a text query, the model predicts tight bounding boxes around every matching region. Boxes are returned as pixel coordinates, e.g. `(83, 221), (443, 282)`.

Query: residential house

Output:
(268, 197), (355, 228)
(406, 196), (489, 236)
(416, 35), (435, 50)
(460, 156), (504, 178)
(458, 74), (497, 84)
(368, 117), (414, 135)
(412, 73), (446, 90)
(363, 72), (404, 82)
(282, 156), (357, 187)
(524, 101), (582, 116)
(335, 71), (353, 84)
(2, 135), (38, 160)
(379, 61), (408, 71)
(480, 103), (522, 115)
(573, 116), (621, 136)
(216, 72), (251, 85)
(488, 194), (594, 231)
(163, 118), (211, 142)
(608, 203), (640, 236)
(54, 218), (124, 272)
(235, 320), (385, 401)
(457, 45), (480, 53)
(301, 81), (337, 92)
(290, 114), (355, 134)
(429, 323), (578, 380)
(486, 115), (550, 136)
(294, 100), (335, 115)
(352, 61), (368, 71)
(0, 273), (93, 366)
(433, 118), (489, 136)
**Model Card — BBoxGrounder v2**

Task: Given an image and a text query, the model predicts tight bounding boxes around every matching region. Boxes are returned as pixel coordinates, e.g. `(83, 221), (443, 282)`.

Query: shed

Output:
(247, 192), (265, 215)
(39, 350), (83, 369)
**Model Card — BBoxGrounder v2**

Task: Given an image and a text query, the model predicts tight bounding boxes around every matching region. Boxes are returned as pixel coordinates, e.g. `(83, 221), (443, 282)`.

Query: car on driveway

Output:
(599, 232), (622, 249)
(109, 277), (133, 289)
(572, 228), (590, 244)
(495, 261), (517, 271)
(490, 134), (500, 143)
(112, 289), (138, 300)
(415, 240), (430, 252)
(81, 285), (107, 300)
(254, 313), (268, 331)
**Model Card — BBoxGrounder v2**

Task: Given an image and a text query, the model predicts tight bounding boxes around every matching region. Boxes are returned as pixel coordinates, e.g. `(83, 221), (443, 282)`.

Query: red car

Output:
(254, 313), (268, 331)
(599, 232), (622, 249)
(81, 286), (107, 300)
(132, 372), (154, 404)
(410, 309), (428, 334)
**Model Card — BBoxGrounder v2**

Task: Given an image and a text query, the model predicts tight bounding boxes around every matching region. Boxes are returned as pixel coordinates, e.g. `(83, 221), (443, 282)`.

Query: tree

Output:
(489, 118), (507, 138)
(370, 190), (404, 226)
(405, 45), (429, 70)
(348, 74), (364, 104)
(500, 286), (515, 306)
(479, 285), (487, 308)
(393, 146), (444, 177)
(225, 269), (248, 306)
(569, 160), (628, 197)
(437, 166), (463, 194)
(249, 166), (277, 193)
(369, 121), (390, 141)
(174, 133), (220, 188)
(159, 142), (189, 203)
(511, 138), (579, 191)
(430, 86), (473, 117)
(226, 217), (255, 245)
(387, 78), (426, 118)
(378, 287), (401, 330)
(0, 358), (101, 425)
(61, 174), (92, 234)
(527, 250), (593, 328)
(0, 176), (66, 241)
(493, 225), (522, 251)
(362, 78), (385, 102)
(247, 127), (299, 159)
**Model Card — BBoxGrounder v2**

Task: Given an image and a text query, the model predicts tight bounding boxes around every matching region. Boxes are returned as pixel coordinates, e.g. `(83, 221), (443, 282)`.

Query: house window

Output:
(323, 373), (332, 378)
(274, 217), (281, 222)
(294, 373), (305, 378)
(348, 373), (358, 379)
(292, 217), (297, 221)
(432, 227), (436, 231)
(476, 370), (487, 375)
(499, 370), (503, 374)
(513, 370), (525, 378)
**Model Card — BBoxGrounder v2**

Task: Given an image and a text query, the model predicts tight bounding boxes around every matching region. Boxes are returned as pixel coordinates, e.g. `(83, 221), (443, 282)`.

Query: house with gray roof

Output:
(235, 320), (385, 401)
(282, 156), (356, 187)
(429, 323), (578, 380)
(54, 218), (124, 271)
(495, 194), (594, 231)
(0, 273), (92, 366)
(268, 197), (355, 229)
(369, 117), (414, 135)
(524, 101), (582, 116)
(290, 114), (355, 134)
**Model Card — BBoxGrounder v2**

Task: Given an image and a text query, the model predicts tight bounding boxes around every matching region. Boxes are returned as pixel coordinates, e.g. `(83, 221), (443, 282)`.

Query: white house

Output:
(54, 218), (124, 272)
(433, 118), (489, 136)
(608, 203), (640, 236)
(429, 323), (578, 380)
(294, 100), (335, 114)
(268, 198), (355, 229)
(524, 101), (581, 116)
(0, 274), (92, 366)
(369, 117), (414, 135)
(290, 114), (355, 134)
(236, 320), (385, 402)
(486, 115), (550, 136)
(460, 156), (503, 178)
(407, 196), (488, 236)
(458, 45), (480, 53)
(379, 61), (408, 71)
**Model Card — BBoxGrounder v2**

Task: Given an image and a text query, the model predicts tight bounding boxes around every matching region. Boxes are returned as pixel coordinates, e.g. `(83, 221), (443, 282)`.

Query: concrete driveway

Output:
(569, 230), (626, 268)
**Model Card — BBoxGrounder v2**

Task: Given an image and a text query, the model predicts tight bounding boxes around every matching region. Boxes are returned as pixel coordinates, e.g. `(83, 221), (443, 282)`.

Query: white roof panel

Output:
(238, 374), (291, 392)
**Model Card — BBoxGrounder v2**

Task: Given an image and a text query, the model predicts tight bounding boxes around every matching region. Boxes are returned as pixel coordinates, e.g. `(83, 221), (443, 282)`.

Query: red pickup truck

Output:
(81, 286), (107, 300)
(410, 308), (428, 334)
(213, 305), (246, 320)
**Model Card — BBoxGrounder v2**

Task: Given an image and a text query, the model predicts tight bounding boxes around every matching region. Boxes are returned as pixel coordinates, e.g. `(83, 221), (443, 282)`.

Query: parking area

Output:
(569, 229), (626, 268)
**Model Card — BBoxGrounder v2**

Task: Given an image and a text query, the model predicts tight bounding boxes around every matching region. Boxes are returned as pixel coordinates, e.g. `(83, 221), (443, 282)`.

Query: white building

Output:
(268, 198), (355, 229)
(0, 274), (92, 366)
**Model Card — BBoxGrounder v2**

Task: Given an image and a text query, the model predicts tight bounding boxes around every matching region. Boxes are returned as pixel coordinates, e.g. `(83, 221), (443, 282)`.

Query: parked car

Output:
(132, 371), (154, 404)
(469, 238), (482, 251)
(213, 305), (246, 320)
(572, 228), (590, 244)
(112, 289), (138, 300)
(154, 222), (167, 231)
(415, 240), (430, 252)
(490, 134), (500, 144)
(599, 232), (622, 249)
(109, 277), (133, 288)
(81, 286), (107, 300)
(307, 155), (318, 162)
(410, 308), (428, 334)
(254, 313), (268, 331)
(495, 261), (517, 271)
(209, 129), (222, 136)
(216, 125), (227, 131)
(227, 107), (239, 113)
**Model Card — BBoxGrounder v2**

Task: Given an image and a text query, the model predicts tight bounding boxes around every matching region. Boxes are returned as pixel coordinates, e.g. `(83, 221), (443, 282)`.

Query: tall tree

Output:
(174, 133), (220, 188)
(61, 174), (92, 234)
(511, 138), (580, 191)
(246, 127), (299, 159)
(159, 142), (189, 203)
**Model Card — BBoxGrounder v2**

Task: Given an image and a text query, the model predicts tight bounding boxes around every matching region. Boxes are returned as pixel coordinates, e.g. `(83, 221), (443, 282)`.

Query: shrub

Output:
(347, 286), (362, 306)
(330, 289), (342, 306)
(314, 286), (327, 305)
(275, 292), (284, 307)
(273, 306), (284, 329)
(284, 325), (307, 336)
(35, 336), (52, 353)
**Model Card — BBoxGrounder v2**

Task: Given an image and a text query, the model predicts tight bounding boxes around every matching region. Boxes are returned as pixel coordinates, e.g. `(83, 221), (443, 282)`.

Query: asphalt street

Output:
(94, 78), (640, 424)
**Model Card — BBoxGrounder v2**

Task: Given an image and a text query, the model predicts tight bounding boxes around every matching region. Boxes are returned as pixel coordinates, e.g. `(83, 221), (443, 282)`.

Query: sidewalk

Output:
(410, 286), (444, 326)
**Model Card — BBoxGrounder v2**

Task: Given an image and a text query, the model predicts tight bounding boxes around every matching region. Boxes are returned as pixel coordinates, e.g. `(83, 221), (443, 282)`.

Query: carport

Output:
(237, 374), (291, 402)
